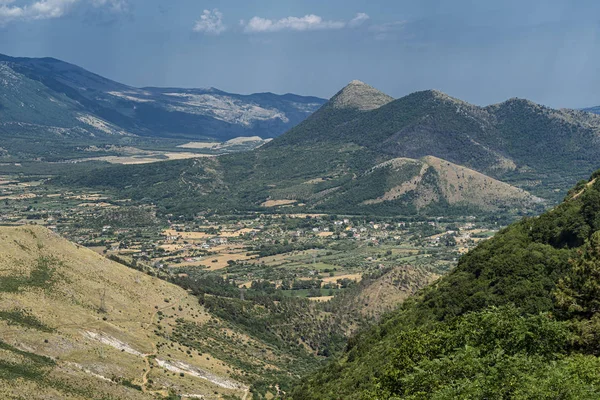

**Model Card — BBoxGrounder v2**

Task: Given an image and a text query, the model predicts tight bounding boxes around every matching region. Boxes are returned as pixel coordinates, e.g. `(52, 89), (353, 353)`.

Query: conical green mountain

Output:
(291, 171), (600, 399)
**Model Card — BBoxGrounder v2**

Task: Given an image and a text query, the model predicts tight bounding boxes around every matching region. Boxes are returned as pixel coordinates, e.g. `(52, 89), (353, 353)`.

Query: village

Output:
(0, 173), (499, 301)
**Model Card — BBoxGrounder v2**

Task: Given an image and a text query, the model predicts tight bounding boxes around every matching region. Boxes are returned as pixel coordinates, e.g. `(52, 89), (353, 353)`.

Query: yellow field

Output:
(318, 232), (334, 237)
(80, 152), (215, 165)
(308, 296), (334, 302)
(261, 199), (298, 207)
(0, 193), (36, 200)
(219, 228), (260, 237)
(77, 202), (114, 208)
(162, 229), (211, 240)
(184, 253), (253, 270)
(321, 273), (362, 285)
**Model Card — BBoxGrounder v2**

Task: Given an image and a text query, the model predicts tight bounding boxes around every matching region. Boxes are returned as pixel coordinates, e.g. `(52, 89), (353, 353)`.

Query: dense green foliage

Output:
(290, 173), (600, 399)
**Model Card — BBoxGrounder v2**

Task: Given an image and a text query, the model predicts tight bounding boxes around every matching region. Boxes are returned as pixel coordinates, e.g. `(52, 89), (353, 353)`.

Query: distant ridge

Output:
(0, 52), (327, 146)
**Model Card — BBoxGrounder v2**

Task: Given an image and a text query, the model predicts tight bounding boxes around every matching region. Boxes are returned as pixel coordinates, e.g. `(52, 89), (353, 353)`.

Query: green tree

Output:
(555, 231), (600, 317)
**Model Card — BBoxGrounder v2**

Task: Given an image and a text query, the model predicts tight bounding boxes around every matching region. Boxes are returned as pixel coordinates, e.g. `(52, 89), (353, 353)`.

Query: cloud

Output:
(243, 14), (348, 33)
(348, 12), (369, 27)
(193, 8), (226, 35)
(0, 0), (77, 23)
(0, 0), (128, 24)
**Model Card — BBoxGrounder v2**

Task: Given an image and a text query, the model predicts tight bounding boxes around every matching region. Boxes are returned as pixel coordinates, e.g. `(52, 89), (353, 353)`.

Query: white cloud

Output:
(193, 8), (226, 35)
(0, 0), (77, 23)
(243, 14), (346, 33)
(348, 12), (369, 27)
(0, 0), (128, 24)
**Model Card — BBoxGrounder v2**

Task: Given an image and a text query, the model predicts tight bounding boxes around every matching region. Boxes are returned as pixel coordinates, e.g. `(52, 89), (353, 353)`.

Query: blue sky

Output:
(0, 0), (599, 108)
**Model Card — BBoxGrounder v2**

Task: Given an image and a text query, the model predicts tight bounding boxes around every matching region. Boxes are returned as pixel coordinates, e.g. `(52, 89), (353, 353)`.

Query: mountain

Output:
(583, 105), (600, 114)
(279, 88), (600, 183)
(57, 80), (600, 217)
(328, 80), (394, 111)
(290, 170), (600, 399)
(0, 53), (326, 145)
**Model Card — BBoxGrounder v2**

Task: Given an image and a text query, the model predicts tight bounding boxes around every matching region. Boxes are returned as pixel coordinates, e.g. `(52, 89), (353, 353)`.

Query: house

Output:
(210, 237), (228, 245)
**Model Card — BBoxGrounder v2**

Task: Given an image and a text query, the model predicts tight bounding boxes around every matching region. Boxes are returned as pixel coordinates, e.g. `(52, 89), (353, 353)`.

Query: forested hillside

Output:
(290, 171), (600, 399)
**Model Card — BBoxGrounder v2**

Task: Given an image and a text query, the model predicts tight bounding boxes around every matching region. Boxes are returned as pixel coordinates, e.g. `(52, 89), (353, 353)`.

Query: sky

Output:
(0, 0), (599, 108)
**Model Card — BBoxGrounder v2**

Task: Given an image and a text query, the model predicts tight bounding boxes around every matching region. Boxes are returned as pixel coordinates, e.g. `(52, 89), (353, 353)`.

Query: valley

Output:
(0, 164), (500, 398)
(2, 54), (600, 400)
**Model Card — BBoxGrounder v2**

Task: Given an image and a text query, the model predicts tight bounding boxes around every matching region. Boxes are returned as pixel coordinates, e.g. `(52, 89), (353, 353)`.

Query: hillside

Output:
(290, 170), (600, 399)
(0, 53), (325, 159)
(0, 225), (254, 399)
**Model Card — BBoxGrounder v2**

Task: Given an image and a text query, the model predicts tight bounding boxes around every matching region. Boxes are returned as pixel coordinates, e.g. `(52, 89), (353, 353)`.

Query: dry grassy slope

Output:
(424, 155), (543, 208)
(364, 156), (543, 211)
(0, 226), (249, 400)
(354, 266), (439, 319)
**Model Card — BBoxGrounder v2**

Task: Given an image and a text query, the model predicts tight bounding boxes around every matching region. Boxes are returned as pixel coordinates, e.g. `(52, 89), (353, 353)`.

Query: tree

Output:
(555, 231), (600, 317)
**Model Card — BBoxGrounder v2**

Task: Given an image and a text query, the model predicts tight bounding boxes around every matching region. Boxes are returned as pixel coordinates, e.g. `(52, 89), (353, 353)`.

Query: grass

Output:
(0, 256), (58, 293)
(0, 310), (54, 332)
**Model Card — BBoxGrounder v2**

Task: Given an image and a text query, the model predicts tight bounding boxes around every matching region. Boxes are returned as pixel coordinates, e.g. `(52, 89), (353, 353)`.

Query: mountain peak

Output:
(412, 89), (470, 106)
(329, 80), (394, 111)
(348, 79), (367, 86)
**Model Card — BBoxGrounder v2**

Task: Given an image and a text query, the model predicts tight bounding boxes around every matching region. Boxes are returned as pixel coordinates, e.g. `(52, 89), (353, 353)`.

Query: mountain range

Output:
(0, 53), (326, 144)
(583, 105), (600, 114)
(57, 80), (600, 217)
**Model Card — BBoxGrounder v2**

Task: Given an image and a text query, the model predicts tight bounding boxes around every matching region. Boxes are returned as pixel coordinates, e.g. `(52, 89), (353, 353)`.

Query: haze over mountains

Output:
(60, 79), (600, 217)
(584, 105), (600, 114)
(0, 53), (326, 143)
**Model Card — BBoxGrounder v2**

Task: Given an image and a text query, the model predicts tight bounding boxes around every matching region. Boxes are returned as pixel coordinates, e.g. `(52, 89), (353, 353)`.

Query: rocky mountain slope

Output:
(291, 170), (600, 399)
(0, 53), (325, 144)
